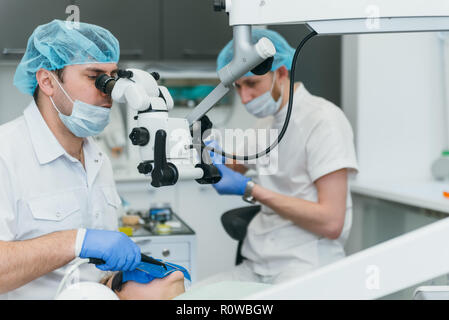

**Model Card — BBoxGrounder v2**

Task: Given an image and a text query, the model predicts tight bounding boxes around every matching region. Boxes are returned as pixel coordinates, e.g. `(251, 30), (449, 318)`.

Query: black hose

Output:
(209, 30), (318, 161)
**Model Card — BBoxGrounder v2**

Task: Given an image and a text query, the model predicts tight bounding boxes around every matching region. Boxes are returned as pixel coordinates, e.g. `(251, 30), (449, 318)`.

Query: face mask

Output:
(49, 73), (111, 138)
(244, 73), (284, 118)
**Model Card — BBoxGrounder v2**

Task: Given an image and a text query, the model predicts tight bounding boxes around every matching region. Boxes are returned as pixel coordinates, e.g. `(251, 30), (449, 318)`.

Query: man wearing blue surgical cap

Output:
(202, 29), (359, 286)
(0, 20), (143, 300)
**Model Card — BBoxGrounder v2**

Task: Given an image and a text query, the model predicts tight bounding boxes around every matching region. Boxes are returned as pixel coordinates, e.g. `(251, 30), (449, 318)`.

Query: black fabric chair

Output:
(221, 205), (260, 265)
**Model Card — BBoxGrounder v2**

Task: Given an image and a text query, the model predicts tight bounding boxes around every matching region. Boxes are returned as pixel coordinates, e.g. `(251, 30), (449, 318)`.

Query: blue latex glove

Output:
(205, 140), (250, 195)
(79, 229), (141, 271)
(204, 140), (226, 165)
(212, 163), (250, 196)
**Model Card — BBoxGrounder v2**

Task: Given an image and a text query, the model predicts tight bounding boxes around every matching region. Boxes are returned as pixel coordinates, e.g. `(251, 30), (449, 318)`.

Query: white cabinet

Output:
(132, 234), (197, 283)
(175, 181), (243, 281)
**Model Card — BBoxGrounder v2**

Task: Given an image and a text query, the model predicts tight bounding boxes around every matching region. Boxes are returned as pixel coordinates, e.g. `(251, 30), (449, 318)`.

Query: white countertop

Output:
(350, 178), (449, 214)
(114, 169), (449, 214)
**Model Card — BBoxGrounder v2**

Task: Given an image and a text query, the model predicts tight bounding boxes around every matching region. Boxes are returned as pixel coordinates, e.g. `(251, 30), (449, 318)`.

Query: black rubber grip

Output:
(89, 254), (166, 269)
(89, 258), (106, 265)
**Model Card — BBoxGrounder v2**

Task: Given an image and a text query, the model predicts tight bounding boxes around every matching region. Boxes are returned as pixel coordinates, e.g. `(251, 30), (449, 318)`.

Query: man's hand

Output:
(205, 140), (250, 196)
(204, 140), (226, 164)
(79, 229), (141, 271)
(212, 164), (250, 196)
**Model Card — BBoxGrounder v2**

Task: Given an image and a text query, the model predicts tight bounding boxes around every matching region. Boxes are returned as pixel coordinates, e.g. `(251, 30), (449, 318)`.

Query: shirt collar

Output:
(23, 100), (66, 165)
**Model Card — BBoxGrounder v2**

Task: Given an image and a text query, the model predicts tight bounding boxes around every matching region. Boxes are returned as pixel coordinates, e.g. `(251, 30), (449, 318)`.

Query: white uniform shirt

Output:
(240, 84), (359, 278)
(0, 101), (122, 299)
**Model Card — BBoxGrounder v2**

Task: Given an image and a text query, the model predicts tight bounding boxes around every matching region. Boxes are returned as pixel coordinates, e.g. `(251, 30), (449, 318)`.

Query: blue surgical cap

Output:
(216, 28), (295, 77)
(14, 19), (120, 96)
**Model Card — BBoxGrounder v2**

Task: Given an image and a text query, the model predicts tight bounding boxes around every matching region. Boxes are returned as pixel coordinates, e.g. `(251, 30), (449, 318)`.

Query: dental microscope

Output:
(94, 33), (276, 188)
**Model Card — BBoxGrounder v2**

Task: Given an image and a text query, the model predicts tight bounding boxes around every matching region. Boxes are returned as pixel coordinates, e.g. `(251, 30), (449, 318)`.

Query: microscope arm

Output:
(186, 25), (276, 125)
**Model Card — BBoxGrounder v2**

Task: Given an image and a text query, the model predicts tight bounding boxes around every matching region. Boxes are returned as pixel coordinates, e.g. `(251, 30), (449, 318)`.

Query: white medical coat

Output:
(240, 84), (359, 279)
(0, 101), (122, 299)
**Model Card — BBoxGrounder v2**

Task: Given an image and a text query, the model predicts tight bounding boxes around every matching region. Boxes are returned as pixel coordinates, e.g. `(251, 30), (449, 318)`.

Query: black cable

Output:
(208, 30), (317, 161)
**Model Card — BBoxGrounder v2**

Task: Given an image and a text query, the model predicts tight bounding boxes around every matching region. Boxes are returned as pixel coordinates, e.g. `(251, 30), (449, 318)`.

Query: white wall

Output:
(0, 62), (32, 124)
(341, 34), (449, 299)
(343, 32), (447, 182)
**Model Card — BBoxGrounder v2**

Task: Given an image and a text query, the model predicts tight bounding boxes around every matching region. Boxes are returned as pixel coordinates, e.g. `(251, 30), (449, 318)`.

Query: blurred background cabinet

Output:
(269, 25), (342, 106)
(74, 0), (161, 61)
(160, 0), (232, 61)
(0, 0), (70, 61)
(0, 0), (342, 107)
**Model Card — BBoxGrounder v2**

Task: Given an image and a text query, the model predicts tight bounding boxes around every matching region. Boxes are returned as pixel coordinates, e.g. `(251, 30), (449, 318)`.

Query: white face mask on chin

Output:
(244, 73), (283, 118)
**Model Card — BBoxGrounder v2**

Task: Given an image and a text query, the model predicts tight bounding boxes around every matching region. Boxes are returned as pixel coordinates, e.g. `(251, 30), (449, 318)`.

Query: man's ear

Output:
(276, 65), (289, 81)
(35, 69), (56, 97)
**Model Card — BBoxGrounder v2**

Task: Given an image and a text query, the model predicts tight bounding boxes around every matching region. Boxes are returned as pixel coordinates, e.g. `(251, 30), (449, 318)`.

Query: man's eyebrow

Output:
(85, 67), (119, 74)
(243, 79), (258, 84)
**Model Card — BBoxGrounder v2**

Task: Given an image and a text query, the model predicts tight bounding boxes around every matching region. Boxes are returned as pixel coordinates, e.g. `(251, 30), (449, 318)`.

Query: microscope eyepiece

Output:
(117, 69), (134, 79)
(95, 73), (117, 95)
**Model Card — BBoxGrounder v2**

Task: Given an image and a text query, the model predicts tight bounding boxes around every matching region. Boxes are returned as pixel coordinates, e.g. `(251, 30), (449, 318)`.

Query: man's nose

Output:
(240, 88), (254, 105)
(97, 89), (113, 106)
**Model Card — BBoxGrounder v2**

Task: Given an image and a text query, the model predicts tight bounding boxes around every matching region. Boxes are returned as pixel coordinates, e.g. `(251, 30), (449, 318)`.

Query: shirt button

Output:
(56, 212), (62, 219)
(95, 211), (101, 219)
(99, 152), (103, 157)
(94, 159), (99, 163)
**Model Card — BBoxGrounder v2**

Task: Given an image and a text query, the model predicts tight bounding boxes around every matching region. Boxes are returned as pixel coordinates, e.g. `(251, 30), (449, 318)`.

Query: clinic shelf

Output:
(350, 179), (449, 215)
(150, 70), (219, 79)
(145, 61), (219, 80)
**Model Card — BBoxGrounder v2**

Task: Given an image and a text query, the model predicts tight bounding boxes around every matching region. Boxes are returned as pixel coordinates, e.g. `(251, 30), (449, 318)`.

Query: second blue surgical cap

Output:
(14, 19), (120, 96)
(217, 28), (295, 77)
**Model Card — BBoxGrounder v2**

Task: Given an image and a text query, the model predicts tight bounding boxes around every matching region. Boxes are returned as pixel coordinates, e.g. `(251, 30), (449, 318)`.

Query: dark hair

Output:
(33, 68), (65, 104)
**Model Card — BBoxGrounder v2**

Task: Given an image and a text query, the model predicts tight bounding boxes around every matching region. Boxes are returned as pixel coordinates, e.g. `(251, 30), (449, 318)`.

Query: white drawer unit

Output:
(139, 242), (190, 261)
(132, 234), (197, 283)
